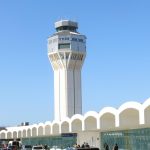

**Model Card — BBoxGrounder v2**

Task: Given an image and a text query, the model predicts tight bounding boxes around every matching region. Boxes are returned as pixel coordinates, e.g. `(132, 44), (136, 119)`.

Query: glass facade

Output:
(101, 128), (150, 150)
(21, 133), (77, 149)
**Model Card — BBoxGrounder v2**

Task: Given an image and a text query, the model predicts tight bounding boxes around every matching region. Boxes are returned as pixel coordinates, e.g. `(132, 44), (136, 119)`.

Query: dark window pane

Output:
(58, 43), (70, 49)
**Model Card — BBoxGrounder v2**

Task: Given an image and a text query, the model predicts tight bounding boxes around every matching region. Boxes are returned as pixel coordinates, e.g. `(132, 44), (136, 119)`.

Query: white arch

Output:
(22, 129), (26, 138)
(45, 125), (51, 136)
(7, 132), (12, 139)
(0, 130), (6, 139)
(83, 111), (98, 131)
(71, 114), (83, 123)
(52, 120), (60, 125)
(18, 130), (22, 138)
(118, 101), (141, 113)
(37, 123), (45, 136)
(60, 117), (70, 125)
(99, 107), (117, 128)
(32, 127), (37, 137)
(13, 131), (17, 139)
(99, 107), (117, 129)
(84, 111), (99, 120)
(60, 117), (70, 133)
(99, 107), (117, 117)
(38, 126), (44, 136)
(25, 125), (34, 137)
(27, 128), (31, 137)
(61, 121), (70, 133)
(118, 101), (141, 128)
(71, 119), (82, 132)
(52, 121), (60, 135)
(31, 125), (38, 137)
(44, 121), (51, 135)
(70, 114), (83, 132)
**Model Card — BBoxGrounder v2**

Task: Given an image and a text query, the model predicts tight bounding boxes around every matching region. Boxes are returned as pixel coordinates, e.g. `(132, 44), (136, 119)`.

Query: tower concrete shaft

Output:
(48, 20), (86, 121)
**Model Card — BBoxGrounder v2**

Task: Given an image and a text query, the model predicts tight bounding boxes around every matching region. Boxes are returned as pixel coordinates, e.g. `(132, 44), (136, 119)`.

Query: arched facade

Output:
(0, 98), (150, 141)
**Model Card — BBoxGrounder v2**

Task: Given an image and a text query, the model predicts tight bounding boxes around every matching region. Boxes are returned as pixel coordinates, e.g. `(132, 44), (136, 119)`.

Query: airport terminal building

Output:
(0, 20), (150, 150)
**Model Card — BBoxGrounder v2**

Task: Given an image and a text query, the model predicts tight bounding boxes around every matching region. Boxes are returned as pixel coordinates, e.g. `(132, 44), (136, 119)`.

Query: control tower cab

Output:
(48, 20), (86, 121)
(48, 20), (86, 53)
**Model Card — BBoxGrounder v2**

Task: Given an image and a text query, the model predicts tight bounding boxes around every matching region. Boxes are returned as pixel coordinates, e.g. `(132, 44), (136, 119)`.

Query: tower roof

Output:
(55, 20), (78, 29)
(55, 20), (78, 32)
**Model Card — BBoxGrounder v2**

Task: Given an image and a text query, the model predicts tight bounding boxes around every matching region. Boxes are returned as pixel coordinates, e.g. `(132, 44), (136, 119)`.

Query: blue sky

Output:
(0, 0), (150, 126)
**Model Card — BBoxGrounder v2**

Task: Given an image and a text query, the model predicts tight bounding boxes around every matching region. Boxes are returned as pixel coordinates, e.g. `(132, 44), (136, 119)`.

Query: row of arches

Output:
(1, 98), (150, 139)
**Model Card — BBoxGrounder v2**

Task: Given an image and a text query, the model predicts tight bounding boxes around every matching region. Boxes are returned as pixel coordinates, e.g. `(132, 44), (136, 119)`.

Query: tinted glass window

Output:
(58, 43), (70, 49)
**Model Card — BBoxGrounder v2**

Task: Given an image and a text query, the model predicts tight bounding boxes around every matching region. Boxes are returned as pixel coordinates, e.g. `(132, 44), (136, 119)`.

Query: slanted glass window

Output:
(78, 39), (83, 42)
(58, 43), (70, 49)
(72, 38), (77, 41)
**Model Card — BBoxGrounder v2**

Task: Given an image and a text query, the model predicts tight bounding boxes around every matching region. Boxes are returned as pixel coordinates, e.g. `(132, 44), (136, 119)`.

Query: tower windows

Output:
(49, 53), (84, 62)
(78, 39), (83, 42)
(59, 37), (70, 41)
(72, 38), (78, 41)
(58, 43), (70, 49)
(70, 54), (84, 61)
(66, 53), (70, 59)
(71, 54), (77, 60)
(72, 38), (84, 42)
(56, 26), (77, 32)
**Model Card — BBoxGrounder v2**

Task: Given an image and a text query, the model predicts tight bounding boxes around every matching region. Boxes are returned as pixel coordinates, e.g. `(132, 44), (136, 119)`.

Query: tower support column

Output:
(54, 68), (82, 121)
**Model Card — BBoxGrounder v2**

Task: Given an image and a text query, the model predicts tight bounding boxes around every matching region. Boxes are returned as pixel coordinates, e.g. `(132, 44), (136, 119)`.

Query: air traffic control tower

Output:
(48, 20), (86, 121)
